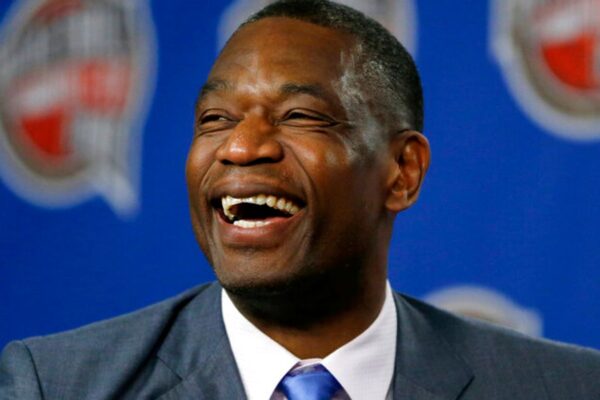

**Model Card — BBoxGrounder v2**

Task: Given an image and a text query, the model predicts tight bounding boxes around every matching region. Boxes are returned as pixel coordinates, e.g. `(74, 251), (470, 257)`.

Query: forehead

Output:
(208, 17), (355, 92)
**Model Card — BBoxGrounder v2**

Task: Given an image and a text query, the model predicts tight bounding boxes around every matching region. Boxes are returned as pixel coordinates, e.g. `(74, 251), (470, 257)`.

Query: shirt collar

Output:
(222, 289), (298, 400)
(322, 282), (397, 399)
(221, 282), (397, 400)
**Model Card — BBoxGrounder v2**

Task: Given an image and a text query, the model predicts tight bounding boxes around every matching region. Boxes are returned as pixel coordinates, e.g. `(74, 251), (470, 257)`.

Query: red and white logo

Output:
(492, 0), (600, 141)
(0, 0), (155, 216)
(218, 0), (417, 56)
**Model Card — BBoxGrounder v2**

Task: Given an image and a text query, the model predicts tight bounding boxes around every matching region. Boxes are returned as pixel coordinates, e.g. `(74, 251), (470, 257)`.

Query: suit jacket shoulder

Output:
(0, 283), (245, 400)
(3, 284), (599, 400)
(393, 292), (600, 400)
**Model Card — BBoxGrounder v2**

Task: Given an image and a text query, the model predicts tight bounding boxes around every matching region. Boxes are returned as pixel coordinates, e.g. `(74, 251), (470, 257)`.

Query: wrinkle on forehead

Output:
(200, 76), (341, 112)
(209, 57), (326, 101)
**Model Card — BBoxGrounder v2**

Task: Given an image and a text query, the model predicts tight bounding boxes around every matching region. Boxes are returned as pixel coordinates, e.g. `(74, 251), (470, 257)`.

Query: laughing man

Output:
(2, 1), (600, 399)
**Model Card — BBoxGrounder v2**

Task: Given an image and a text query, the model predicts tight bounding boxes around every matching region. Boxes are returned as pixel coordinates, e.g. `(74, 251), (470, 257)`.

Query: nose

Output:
(215, 116), (283, 165)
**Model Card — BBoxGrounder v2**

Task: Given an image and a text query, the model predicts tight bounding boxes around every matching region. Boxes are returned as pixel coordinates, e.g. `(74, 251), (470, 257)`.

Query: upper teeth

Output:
(221, 194), (300, 222)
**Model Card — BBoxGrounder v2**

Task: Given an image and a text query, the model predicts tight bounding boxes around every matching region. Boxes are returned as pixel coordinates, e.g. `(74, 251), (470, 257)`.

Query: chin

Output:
(218, 259), (364, 328)
(210, 246), (308, 291)
(215, 260), (305, 296)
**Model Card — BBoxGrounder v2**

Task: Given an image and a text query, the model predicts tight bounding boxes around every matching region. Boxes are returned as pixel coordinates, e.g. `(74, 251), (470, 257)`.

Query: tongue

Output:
(231, 203), (289, 221)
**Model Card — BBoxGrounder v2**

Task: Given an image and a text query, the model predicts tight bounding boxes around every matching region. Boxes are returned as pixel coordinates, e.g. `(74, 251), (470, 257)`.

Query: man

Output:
(1, 0), (599, 399)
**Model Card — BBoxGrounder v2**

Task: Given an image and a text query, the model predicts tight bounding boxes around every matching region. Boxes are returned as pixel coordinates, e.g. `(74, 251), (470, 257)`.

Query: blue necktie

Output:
(277, 364), (343, 400)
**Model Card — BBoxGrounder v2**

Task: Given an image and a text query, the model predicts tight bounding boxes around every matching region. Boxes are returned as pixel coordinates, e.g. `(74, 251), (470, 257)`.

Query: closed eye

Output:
(280, 109), (338, 127)
(196, 110), (236, 134)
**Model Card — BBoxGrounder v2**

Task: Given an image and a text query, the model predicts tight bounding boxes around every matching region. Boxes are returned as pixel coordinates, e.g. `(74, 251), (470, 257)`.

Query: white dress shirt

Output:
(222, 282), (397, 400)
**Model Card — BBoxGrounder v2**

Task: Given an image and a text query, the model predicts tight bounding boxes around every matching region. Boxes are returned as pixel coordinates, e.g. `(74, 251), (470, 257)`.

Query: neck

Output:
(227, 265), (387, 359)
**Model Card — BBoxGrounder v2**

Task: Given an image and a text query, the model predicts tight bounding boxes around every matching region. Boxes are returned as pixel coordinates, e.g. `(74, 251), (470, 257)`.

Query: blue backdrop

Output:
(1, 0), (599, 350)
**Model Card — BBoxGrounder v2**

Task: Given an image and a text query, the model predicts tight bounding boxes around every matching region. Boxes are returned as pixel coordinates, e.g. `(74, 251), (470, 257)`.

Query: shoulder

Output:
(21, 283), (214, 356)
(0, 282), (221, 399)
(395, 292), (600, 398)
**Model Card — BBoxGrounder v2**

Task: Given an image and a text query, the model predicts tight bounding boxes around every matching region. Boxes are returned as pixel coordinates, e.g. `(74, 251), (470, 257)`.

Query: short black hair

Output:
(241, 0), (424, 132)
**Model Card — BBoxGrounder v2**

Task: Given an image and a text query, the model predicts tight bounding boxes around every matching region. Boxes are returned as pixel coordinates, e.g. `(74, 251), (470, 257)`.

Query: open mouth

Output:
(216, 194), (302, 228)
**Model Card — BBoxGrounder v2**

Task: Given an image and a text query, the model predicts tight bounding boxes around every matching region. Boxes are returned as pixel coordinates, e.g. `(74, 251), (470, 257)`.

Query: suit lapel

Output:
(392, 293), (474, 400)
(156, 283), (246, 400)
(151, 284), (474, 400)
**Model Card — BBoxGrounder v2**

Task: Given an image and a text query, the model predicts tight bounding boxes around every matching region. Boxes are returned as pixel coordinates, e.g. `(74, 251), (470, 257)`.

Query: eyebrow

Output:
(279, 83), (330, 102)
(196, 79), (231, 110)
(200, 79), (231, 96)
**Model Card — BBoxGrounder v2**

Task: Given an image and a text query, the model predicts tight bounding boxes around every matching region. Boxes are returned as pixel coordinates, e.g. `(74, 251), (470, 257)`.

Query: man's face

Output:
(187, 18), (392, 293)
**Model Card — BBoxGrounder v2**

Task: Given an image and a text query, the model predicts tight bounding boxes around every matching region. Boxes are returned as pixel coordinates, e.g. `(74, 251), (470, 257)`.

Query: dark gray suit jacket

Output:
(1, 282), (600, 399)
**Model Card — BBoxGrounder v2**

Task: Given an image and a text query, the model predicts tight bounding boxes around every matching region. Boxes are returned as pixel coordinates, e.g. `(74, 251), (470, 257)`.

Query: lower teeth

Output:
(233, 220), (269, 228)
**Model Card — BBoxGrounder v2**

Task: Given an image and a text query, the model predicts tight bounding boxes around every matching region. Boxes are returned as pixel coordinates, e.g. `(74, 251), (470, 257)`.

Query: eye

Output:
(280, 109), (337, 128)
(200, 114), (228, 123)
(199, 113), (230, 124)
(196, 110), (236, 134)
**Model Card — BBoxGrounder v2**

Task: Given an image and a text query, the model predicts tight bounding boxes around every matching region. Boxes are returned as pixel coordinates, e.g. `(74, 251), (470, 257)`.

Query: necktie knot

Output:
(277, 364), (343, 400)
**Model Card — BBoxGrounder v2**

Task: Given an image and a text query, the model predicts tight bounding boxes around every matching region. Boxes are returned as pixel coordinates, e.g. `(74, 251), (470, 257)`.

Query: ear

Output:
(385, 130), (430, 213)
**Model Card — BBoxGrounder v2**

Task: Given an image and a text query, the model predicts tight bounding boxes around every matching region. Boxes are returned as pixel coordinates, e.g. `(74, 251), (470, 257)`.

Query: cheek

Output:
(186, 142), (217, 252)
(286, 134), (354, 171)
(298, 137), (385, 211)
(186, 139), (218, 191)
(293, 140), (366, 213)
(288, 136), (375, 206)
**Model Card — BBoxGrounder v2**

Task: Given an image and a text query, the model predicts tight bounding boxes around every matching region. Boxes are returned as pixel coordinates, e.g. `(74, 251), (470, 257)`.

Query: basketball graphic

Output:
(492, 0), (600, 141)
(0, 0), (155, 215)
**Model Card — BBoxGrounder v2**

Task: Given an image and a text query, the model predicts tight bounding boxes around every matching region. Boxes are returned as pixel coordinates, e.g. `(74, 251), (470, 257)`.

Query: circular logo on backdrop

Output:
(492, 0), (600, 141)
(424, 285), (543, 337)
(0, 0), (155, 216)
(218, 0), (417, 56)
